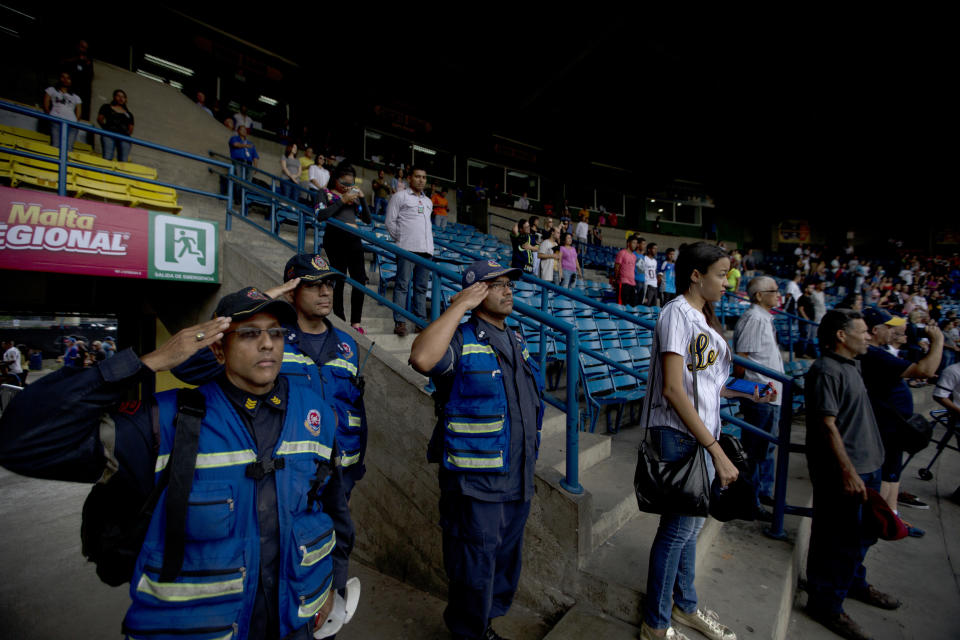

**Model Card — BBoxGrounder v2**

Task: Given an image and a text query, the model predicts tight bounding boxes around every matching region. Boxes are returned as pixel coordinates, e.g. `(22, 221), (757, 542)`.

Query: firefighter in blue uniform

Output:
(0, 289), (353, 639)
(409, 260), (545, 640)
(172, 254), (368, 499)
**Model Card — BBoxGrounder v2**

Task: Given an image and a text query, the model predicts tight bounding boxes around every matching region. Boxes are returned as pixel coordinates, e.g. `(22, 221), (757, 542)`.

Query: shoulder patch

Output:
(337, 341), (353, 359)
(304, 409), (322, 436)
(117, 400), (141, 415)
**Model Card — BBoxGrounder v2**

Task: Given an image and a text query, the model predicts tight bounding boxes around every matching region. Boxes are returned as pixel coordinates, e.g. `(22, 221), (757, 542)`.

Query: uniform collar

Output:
(824, 349), (860, 368)
(217, 374), (288, 418)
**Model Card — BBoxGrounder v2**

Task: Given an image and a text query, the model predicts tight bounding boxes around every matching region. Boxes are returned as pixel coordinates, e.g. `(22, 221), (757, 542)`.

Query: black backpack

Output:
(80, 389), (205, 586)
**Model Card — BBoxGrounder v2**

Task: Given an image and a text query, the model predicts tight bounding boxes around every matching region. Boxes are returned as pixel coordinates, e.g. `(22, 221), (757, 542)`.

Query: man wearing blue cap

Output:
(410, 260), (545, 640)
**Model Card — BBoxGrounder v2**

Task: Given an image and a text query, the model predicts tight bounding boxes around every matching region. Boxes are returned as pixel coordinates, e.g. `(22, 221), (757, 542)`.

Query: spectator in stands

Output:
(641, 242), (660, 307)
(640, 241), (745, 640)
(734, 276), (785, 519)
(614, 235), (640, 305)
(811, 279), (828, 325)
(96, 89), (135, 162)
(725, 256), (741, 293)
(314, 162), (372, 334)
(516, 192), (530, 211)
(228, 126), (258, 179)
(784, 271), (803, 315)
(432, 186), (450, 230)
(659, 247), (677, 304)
(797, 281), (817, 358)
(233, 104), (253, 131)
(279, 143), (301, 203)
(860, 308), (941, 529)
(102, 337), (116, 358)
(804, 309), (899, 640)
(222, 116), (235, 131)
(837, 292), (863, 312)
(43, 71), (82, 151)
(372, 170), (391, 216)
(90, 340), (107, 363)
(590, 225), (603, 245)
(392, 167), (408, 193)
(559, 232), (582, 289)
(61, 40), (93, 121)
(607, 211), (618, 227)
(941, 318), (959, 370)
(298, 146), (314, 190)
(386, 166), (433, 337)
(538, 226), (560, 284)
(528, 216), (543, 274)
(742, 248), (757, 278)
(2, 339), (24, 386)
(195, 91), (213, 116)
(510, 219), (538, 273)
(308, 154), (330, 195)
(575, 211), (590, 267)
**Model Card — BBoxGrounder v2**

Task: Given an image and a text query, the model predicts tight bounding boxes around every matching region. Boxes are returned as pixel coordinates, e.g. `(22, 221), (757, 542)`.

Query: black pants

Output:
(618, 282), (637, 306)
(323, 225), (367, 325)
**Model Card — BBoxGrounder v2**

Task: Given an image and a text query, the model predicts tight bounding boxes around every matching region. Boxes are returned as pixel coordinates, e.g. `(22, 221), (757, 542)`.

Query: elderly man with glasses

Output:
(733, 275), (785, 519)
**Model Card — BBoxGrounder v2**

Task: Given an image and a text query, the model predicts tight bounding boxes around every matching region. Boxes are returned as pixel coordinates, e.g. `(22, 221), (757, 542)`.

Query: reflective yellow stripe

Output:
(327, 358), (358, 375)
(462, 344), (495, 356)
(136, 573), (244, 602)
(298, 583), (332, 618)
(448, 419), (504, 434)
(301, 534), (336, 566)
(446, 452), (503, 469)
(283, 353), (315, 366)
(341, 451), (360, 467)
(347, 414), (361, 427)
(522, 348), (531, 360)
(155, 450), (256, 473)
(276, 440), (332, 460)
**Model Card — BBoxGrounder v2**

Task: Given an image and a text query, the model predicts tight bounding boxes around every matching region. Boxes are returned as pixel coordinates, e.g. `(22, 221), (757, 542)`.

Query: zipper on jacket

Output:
(188, 497), (234, 511)
(299, 527), (334, 555)
(143, 565), (245, 578)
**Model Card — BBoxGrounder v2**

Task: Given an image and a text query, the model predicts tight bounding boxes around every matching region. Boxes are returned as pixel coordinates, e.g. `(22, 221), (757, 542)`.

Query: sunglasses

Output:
(223, 327), (286, 340)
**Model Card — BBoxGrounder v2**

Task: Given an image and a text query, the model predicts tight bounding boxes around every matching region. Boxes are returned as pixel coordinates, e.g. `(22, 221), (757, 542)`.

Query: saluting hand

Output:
(451, 282), (490, 311)
(140, 317), (231, 372)
(265, 277), (300, 303)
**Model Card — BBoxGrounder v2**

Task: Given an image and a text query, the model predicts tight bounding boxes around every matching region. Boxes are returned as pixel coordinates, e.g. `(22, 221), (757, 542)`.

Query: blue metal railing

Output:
(2, 98), (807, 530)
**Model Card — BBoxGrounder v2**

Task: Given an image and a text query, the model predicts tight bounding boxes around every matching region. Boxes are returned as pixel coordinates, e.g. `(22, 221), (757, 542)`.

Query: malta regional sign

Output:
(0, 186), (218, 282)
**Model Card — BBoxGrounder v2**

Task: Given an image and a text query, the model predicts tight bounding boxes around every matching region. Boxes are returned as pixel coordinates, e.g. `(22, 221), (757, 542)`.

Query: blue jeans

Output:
(393, 253), (431, 323)
(280, 178), (298, 203)
(49, 122), (77, 151)
(561, 269), (576, 288)
(740, 401), (781, 501)
(101, 135), (131, 162)
(806, 467), (881, 615)
(374, 196), (388, 216)
(644, 428), (716, 630)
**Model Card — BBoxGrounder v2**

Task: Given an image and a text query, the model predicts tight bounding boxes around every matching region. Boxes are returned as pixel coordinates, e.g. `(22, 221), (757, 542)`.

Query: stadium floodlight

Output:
(136, 69), (166, 84)
(144, 54), (194, 77)
(258, 95), (278, 106)
(413, 145), (436, 155)
(169, 80), (183, 90)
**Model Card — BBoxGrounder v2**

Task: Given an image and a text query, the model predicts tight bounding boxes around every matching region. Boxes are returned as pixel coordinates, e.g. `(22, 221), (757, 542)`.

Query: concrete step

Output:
(541, 406), (567, 440)
(537, 431), (611, 477)
(579, 439), (641, 552)
(542, 603), (639, 640)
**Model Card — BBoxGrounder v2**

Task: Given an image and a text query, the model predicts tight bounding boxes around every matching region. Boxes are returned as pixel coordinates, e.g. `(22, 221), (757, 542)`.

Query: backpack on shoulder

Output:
(80, 388), (204, 586)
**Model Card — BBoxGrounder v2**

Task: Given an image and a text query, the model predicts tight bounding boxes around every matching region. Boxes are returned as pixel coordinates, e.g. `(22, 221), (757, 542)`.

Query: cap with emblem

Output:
(283, 254), (344, 283)
(214, 287), (297, 324)
(461, 259), (522, 288)
(862, 307), (906, 328)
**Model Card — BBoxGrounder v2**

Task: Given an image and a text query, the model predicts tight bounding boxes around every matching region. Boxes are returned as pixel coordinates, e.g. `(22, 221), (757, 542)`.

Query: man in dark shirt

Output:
(860, 307), (942, 521)
(410, 260), (543, 640)
(804, 309), (897, 640)
(797, 281), (817, 358)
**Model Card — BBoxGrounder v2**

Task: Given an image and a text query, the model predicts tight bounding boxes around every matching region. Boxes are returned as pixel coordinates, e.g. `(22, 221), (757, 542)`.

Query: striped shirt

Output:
(645, 295), (731, 439)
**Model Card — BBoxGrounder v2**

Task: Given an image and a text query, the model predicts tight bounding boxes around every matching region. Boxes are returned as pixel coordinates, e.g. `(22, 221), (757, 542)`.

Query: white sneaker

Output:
(671, 606), (736, 640)
(639, 621), (690, 640)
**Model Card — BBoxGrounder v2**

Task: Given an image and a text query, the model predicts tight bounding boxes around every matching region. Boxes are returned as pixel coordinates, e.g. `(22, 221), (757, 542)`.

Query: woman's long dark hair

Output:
(674, 241), (728, 332)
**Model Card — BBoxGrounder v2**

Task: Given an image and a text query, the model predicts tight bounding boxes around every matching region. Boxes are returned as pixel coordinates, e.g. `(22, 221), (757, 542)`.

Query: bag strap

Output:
(642, 335), (701, 442)
(159, 388), (205, 582)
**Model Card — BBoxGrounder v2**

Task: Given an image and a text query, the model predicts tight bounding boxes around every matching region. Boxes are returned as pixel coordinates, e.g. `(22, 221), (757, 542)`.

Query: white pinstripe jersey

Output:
(645, 295), (731, 439)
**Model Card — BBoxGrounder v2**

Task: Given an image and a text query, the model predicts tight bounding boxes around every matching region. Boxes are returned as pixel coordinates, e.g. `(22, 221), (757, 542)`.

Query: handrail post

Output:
(765, 379), (793, 540)
(431, 266), (442, 322)
(57, 122), (68, 196)
(538, 287), (549, 371)
(559, 327), (583, 494)
(788, 316), (795, 363)
(225, 165), (235, 230)
(297, 209), (305, 253)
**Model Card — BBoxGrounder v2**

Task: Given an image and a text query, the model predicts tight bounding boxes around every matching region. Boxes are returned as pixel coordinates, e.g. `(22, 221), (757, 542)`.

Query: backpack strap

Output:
(159, 388), (205, 582)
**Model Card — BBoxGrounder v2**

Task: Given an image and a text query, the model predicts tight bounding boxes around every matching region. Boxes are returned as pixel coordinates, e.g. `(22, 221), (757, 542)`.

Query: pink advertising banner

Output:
(0, 186), (152, 279)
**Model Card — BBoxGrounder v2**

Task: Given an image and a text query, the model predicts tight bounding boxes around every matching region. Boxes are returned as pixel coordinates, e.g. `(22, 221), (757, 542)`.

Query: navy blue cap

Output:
(862, 307), (906, 328)
(283, 253), (344, 283)
(214, 287), (297, 325)
(461, 260), (522, 288)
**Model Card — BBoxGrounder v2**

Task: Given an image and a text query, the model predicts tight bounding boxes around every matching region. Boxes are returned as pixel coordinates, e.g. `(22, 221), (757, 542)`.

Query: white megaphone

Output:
(313, 577), (361, 639)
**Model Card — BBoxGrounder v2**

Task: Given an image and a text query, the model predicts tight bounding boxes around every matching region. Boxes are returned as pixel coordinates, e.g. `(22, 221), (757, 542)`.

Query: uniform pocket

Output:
(135, 547), (246, 606)
(456, 369), (503, 398)
(288, 511), (336, 621)
(185, 483), (236, 541)
(123, 610), (239, 639)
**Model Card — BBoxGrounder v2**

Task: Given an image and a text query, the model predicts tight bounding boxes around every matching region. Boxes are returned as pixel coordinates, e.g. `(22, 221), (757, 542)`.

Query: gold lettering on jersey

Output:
(686, 333), (718, 371)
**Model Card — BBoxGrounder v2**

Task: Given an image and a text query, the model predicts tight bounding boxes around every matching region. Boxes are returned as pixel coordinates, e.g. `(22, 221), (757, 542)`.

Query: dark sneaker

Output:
(805, 609), (873, 640)
(898, 491), (929, 509)
(848, 584), (902, 610)
(754, 505), (774, 523)
(484, 625), (510, 640)
(394, 322), (408, 337)
(902, 519), (926, 537)
(758, 494), (775, 507)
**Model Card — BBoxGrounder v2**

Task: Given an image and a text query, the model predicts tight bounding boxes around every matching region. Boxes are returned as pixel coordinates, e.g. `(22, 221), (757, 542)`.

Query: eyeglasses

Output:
(223, 327), (286, 340)
(758, 289), (780, 294)
(488, 281), (515, 290)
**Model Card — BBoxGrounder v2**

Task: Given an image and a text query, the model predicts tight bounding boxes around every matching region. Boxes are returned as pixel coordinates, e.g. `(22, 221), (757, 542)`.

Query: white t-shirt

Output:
(933, 363), (960, 406)
(644, 295), (731, 439)
(575, 221), (589, 241)
(642, 255), (658, 288)
(45, 87), (81, 121)
(3, 346), (22, 375)
(308, 165), (330, 190)
(785, 280), (802, 301)
(233, 113), (253, 130)
(899, 269), (914, 286)
(539, 239), (557, 281)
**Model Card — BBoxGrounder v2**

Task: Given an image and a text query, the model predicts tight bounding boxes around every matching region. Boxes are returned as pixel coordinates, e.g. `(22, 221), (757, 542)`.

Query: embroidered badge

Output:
(311, 256), (329, 271)
(488, 260), (501, 268)
(465, 271), (476, 284)
(117, 400), (141, 415)
(244, 398), (258, 410)
(305, 409), (322, 436)
(246, 288), (269, 300)
(337, 342), (353, 359)
(270, 395), (281, 405)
